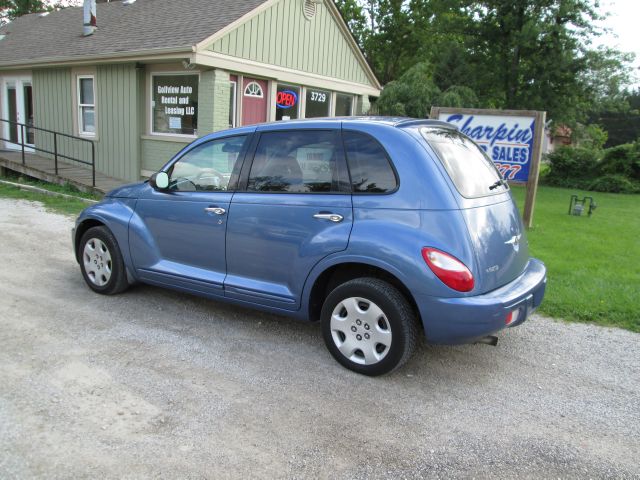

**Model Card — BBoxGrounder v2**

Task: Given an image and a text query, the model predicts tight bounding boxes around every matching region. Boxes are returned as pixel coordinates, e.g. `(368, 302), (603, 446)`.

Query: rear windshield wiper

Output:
(489, 179), (507, 190)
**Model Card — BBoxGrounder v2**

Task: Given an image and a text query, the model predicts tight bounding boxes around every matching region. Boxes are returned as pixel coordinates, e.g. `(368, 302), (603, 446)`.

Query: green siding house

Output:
(0, 0), (381, 182)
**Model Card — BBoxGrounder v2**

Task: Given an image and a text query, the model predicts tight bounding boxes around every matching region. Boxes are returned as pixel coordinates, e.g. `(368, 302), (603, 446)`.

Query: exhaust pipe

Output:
(475, 335), (498, 346)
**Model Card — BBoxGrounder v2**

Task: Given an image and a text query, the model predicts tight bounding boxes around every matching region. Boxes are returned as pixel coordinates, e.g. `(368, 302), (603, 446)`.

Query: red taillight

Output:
(421, 247), (474, 292)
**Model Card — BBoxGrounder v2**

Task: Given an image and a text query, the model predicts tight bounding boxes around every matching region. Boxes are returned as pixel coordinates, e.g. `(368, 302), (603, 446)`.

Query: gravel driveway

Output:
(0, 197), (638, 479)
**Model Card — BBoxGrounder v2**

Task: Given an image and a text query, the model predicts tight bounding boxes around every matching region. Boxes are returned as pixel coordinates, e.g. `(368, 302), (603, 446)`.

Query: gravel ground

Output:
(0, 197), (639, 479)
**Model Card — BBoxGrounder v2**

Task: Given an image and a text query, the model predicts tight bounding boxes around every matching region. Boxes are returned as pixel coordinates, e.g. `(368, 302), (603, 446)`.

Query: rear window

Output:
(420, 127), (507, 198)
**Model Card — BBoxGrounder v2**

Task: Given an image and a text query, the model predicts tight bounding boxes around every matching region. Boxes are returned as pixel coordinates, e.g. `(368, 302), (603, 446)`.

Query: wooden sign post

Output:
(429, 107), (546, 229)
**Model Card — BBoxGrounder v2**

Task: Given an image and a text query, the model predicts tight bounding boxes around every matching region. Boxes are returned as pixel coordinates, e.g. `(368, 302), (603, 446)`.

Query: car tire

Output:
(79, 226), (129, 295)
(321, 277), (418, 376)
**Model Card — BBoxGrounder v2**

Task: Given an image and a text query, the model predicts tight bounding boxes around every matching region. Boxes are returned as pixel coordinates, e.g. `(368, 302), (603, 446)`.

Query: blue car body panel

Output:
(74, 117), (547, 345)
(225, 192), (353, 310)
(73, 197), (138, 275)
(414, 258), (547, 344)
(129, 185), (232, 296)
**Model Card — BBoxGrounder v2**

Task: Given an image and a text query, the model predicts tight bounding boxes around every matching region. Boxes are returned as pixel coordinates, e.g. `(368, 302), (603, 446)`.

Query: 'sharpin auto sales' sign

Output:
(430, 107), (546, 228)
(439, 113), (535, 182)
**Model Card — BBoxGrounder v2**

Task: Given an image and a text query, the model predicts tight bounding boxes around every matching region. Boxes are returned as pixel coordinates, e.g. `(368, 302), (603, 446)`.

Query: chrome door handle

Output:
(313, 213), (343, 223)
(204, 207), (226, 215)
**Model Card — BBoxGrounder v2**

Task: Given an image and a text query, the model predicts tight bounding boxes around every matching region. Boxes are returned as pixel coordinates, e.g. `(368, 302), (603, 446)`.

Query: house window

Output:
(305, 88), (331, 118)
(244, 81), (263, 98)
(335, 93), (354, 116)
(77, 75), (95, 135)
(151, 73), (199, 136)
(275, 84), (300, 121)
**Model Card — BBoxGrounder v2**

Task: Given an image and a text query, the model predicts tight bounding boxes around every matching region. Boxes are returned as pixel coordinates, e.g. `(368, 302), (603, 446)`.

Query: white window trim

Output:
(149, 71), (200, 138)
(77, 75), (96, 137)
(243, 80), (264, 98)
(229, 80), (237, 128)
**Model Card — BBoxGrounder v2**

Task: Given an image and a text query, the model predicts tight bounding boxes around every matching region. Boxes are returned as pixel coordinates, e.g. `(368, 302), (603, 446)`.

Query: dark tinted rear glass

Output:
(343, 131), (397, 193)
(247, 130), (343, 193)
(420, 127), (506, 198)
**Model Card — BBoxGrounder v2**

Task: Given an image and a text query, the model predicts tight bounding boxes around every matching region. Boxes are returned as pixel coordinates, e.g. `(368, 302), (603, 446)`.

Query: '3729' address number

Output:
(310, 91), (327, 103)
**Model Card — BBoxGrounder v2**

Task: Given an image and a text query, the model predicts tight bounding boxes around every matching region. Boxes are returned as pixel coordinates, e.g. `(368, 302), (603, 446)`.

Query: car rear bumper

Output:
(416, 258), (547, 344)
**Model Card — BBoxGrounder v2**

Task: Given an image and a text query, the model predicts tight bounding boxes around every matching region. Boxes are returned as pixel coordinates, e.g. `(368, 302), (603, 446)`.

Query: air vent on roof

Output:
(303, 0), (316, 19)
(123, 0), (136, 5)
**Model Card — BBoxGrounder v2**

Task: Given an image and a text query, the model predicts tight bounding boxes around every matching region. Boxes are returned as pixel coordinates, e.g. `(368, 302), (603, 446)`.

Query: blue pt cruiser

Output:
(73, 118), (546, 376)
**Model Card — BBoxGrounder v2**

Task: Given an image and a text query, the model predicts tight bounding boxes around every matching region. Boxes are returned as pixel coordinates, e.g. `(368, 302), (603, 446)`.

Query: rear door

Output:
(224, 126), (352, 310)
(419, 127), (530, 293)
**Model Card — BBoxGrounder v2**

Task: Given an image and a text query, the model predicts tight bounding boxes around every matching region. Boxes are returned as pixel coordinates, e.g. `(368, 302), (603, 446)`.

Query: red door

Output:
(242, 78), (268, 126)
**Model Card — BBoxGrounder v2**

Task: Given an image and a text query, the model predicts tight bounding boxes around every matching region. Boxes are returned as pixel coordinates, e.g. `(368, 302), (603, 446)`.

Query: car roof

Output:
(252, 116), (458, 130)
(192, 117), (458, 148)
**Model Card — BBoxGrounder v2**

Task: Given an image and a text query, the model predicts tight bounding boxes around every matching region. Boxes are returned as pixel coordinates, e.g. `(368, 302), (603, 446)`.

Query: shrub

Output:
(597, 142), (640, 181)
(545, 146), (601, 187)
(588, 174), (639, 193)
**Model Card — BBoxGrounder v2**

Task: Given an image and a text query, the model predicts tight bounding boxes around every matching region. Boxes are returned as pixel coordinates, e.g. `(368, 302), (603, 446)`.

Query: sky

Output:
(595, 0), (640, 87)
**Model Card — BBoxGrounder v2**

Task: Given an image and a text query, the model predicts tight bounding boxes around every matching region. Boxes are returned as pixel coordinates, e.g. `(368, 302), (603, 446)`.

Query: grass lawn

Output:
(0, 174), (99, 216)
(511, 184), (640, 332)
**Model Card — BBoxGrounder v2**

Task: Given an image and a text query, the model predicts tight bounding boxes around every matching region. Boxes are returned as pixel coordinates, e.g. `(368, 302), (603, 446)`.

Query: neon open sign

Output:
(276, 90), (298, 109)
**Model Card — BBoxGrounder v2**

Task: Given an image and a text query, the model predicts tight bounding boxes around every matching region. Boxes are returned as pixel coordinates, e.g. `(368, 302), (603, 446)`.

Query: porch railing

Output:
(0, 118), (96, 187)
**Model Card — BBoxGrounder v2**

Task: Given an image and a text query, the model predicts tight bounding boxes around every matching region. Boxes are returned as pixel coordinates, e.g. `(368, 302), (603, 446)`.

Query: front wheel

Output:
(79, 226), (129, 295)
(321, 277), (419, 376)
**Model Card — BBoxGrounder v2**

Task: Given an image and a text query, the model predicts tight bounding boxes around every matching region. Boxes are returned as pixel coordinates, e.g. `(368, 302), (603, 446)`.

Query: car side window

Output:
(343, 131), (398, 193)
(247, 130), (343, 193)
(168, 135), (248, 192)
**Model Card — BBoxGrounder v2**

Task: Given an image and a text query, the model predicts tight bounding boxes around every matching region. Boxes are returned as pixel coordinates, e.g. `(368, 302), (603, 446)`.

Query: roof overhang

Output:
(0, 46), (195, 70)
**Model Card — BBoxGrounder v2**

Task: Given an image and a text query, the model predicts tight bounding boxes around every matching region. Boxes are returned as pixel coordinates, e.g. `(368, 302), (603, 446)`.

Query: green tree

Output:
(438, 85), (479, 108)
(354, 0), (635, 124)
(581, 47), (636, 114)
(1, 0), (47, 24)
(376, 62), (442, 117)
(464, 0), (607, 122)
(333, 0), (369, 48)
(336, 0), (423, 83)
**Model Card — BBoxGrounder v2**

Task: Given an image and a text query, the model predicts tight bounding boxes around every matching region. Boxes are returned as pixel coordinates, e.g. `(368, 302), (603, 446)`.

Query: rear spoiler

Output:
(394, 119), (458, 130)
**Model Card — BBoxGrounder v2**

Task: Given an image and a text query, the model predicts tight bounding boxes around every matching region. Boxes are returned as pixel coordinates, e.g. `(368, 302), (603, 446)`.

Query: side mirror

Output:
(149, 171), (169, 190)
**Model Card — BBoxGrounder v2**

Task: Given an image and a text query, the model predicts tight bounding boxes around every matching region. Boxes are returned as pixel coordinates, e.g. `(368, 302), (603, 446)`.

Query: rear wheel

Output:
(321, 277), (418, 376)
(79, 226), (129, 295)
